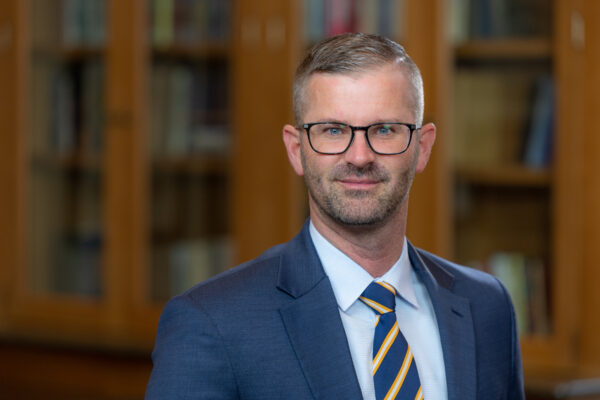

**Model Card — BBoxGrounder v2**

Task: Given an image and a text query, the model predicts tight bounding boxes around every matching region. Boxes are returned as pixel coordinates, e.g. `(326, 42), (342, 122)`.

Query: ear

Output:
(415, 122), (436, 173)
(282, 124), (305, 176)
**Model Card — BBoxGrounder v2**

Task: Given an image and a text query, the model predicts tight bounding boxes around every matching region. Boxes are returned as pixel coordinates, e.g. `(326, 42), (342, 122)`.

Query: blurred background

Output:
(1, 0), (600, 398)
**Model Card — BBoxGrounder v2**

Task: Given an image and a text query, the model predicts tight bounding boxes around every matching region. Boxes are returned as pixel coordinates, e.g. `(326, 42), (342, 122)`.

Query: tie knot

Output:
(359, 281), (396, 315)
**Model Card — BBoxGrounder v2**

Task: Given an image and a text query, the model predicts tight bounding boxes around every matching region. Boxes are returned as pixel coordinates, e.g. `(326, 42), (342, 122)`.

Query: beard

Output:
(301, 150), (417, 227)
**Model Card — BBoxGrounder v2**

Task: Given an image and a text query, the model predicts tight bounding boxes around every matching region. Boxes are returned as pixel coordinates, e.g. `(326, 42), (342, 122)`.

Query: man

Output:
(146, 33), (524, 399)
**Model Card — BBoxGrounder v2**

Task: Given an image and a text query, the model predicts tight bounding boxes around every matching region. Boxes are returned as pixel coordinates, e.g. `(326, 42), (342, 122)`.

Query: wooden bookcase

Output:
(447, 0), (600, 381)
(0, 0), (235, 350)
(450, 2), (558, 367)
(1, 0), (600, 398)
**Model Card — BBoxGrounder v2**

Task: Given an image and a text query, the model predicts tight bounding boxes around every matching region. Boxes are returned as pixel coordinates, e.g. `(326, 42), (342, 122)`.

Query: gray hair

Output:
(293, 33), (424, 125)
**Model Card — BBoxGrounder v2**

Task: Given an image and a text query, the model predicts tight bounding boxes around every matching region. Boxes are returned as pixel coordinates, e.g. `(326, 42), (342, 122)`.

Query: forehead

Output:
(303, 66), (413, 122)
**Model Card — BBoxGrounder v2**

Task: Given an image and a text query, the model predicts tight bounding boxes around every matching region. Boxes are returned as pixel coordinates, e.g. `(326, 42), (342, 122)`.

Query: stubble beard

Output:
(301, 150), (417, 227)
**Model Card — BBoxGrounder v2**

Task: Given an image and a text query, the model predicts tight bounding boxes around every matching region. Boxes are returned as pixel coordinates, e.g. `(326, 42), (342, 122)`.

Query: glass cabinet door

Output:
(303, 0), (406, 44)
(28, 0), (106, 297)
(449, 0), (553, 337)
(147, 0), (234, 301)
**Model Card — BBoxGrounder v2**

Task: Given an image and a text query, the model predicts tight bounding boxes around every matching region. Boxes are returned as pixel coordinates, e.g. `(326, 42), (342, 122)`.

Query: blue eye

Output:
(317, 124), (347, 136)
(374, 125), (394, 135)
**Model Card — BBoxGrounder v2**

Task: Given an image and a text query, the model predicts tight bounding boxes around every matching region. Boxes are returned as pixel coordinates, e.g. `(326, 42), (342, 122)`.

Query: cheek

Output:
(301, 146), (336, 179)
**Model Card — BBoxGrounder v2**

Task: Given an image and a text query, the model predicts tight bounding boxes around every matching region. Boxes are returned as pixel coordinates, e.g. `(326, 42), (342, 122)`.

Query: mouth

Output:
(337, 178), (381, 191)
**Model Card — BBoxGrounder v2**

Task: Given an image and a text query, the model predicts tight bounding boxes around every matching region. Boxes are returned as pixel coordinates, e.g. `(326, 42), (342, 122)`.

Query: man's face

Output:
(291, 65), (427, 227)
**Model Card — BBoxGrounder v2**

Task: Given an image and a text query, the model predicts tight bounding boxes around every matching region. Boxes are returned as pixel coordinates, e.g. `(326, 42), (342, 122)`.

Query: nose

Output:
(343, 129), (377, 167)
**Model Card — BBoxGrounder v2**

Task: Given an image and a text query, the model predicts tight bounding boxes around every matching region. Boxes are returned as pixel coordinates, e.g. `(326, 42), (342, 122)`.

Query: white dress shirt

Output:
(309, 222), (448, 400)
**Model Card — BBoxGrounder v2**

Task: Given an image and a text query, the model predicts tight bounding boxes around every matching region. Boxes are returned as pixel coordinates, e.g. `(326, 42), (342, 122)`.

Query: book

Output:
(81, 60), (104, 155)
(52, 69), (77, 154)
(82, 0), (106, 46)
(153, 0), (175, 46)
(453, 68), (533, 167)
(487, 252), (550, 335)
(525, 257), (550, 334)
(167, 237), (233, 296)
(326, 0), (355, 36)
(150, 63), (170, 156)
(304, 0), (326, 42)
(31, 61), (56, 156)
(377, 0), (397, 38)
(62, 0), (83, 46)
(174, 0), (197, 44)
(207, 0), (232, 40)
(449, 0), (471, 44)
(356, 0), (378, 34)
(166, 65), (194, 155)
(32, 0), (61, 51)
(468, 0), (552, 39)
(488, 252), (529, 333)
(522, 75), (554, 168)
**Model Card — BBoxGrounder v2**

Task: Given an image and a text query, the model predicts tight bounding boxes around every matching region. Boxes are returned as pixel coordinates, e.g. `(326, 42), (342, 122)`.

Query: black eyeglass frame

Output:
(300, 121), (419, 155)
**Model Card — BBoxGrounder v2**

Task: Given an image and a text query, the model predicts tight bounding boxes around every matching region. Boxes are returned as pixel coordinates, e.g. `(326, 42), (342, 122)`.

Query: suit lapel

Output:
(409, 244), (477, 400)
(277, 224), (363, 400)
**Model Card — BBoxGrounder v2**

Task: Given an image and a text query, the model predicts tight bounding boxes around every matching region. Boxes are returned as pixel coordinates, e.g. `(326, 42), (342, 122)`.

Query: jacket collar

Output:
(277, 222), (363, 399)
(408, 244), (477, 400)
(277, 222), (476, 400)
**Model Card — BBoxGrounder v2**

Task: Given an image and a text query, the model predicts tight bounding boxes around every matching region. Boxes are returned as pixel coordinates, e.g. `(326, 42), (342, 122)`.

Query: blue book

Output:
(523, 76), (554, 168)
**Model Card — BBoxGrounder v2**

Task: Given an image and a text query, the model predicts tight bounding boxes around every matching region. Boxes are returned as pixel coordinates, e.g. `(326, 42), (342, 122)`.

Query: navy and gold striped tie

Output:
(360, 281), (423, 400)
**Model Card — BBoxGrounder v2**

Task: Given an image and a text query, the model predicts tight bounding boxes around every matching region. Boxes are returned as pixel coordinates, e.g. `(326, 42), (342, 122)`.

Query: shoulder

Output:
(413, 247), (513, 310)
(178, 241), (290, 310)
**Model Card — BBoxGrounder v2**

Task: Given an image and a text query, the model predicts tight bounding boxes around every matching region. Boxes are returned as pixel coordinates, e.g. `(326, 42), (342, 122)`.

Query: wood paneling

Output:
(232, 0), (304, 264)
(404, 0), (451, 257)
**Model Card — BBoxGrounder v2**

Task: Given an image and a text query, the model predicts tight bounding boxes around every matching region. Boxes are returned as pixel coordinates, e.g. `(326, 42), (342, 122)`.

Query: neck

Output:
(310, 201), (409, 278)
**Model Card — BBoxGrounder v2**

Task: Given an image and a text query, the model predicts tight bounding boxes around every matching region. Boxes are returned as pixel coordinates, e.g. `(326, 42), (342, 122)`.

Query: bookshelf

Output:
(27, 0), (106, 298)
(447, 0), (595, 375)
(147, 0), (233, 303)
(1, 0), (600, 398)
(0, 0), (237, 349)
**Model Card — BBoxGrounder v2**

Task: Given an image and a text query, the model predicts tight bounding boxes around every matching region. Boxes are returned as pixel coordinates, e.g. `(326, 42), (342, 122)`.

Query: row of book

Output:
(152, 237), (233, 299)
(29, 168), (103, 297)
(62, 0), (106, 46)
(453, 69), (554, 168)
(47, 233), (234, 300)
(31, 60), (104, 156)
(450, 0), (552, 43)
(304, 0), (404, 43)
(482, 252), (550, 335)
(51, 232), (103, 296)
(150, 62), (231, 156)
(32, 0), (106, 50)
(151, 0), (232, 46)
(151, 169), (229, 241)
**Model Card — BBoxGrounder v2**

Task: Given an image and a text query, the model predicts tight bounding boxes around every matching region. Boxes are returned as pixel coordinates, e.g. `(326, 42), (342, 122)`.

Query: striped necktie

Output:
(360, 281), (423, 400)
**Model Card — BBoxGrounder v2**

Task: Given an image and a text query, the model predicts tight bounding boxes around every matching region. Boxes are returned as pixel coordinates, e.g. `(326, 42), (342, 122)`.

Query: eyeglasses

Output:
(301, 122), (418, 155)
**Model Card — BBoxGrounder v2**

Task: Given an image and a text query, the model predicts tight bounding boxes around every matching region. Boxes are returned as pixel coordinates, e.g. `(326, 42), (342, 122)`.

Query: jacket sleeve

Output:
(145, 295), (238, 399)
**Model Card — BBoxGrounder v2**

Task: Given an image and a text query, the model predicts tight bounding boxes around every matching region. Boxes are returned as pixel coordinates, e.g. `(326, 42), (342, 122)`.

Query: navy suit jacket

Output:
(146, 222), (525, 399)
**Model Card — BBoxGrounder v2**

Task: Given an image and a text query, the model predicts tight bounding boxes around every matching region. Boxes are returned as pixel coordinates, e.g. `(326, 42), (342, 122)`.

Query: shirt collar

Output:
(309, 221), (419, 312)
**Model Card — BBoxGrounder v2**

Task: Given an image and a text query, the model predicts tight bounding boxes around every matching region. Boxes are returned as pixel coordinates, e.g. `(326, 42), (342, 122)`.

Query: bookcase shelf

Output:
(152, 42), (230, 59)
(455, 164), (551, 187)
(151, 154), (230, 175)
(455, 38), (552, 61)
(31, 152), (103, 171)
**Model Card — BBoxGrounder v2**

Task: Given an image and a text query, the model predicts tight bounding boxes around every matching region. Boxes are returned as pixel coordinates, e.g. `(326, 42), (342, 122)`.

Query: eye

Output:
(328, 127), (343, 135)
(318, 124), (347, 136)
(373, 124), (394, 135)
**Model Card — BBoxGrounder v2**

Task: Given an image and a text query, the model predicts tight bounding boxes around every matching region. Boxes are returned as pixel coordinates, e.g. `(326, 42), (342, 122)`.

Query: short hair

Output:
(293, 33), (424, 125)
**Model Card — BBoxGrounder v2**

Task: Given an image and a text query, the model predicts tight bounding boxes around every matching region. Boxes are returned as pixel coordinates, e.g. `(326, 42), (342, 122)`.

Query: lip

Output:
(337, 179), (380, 190)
